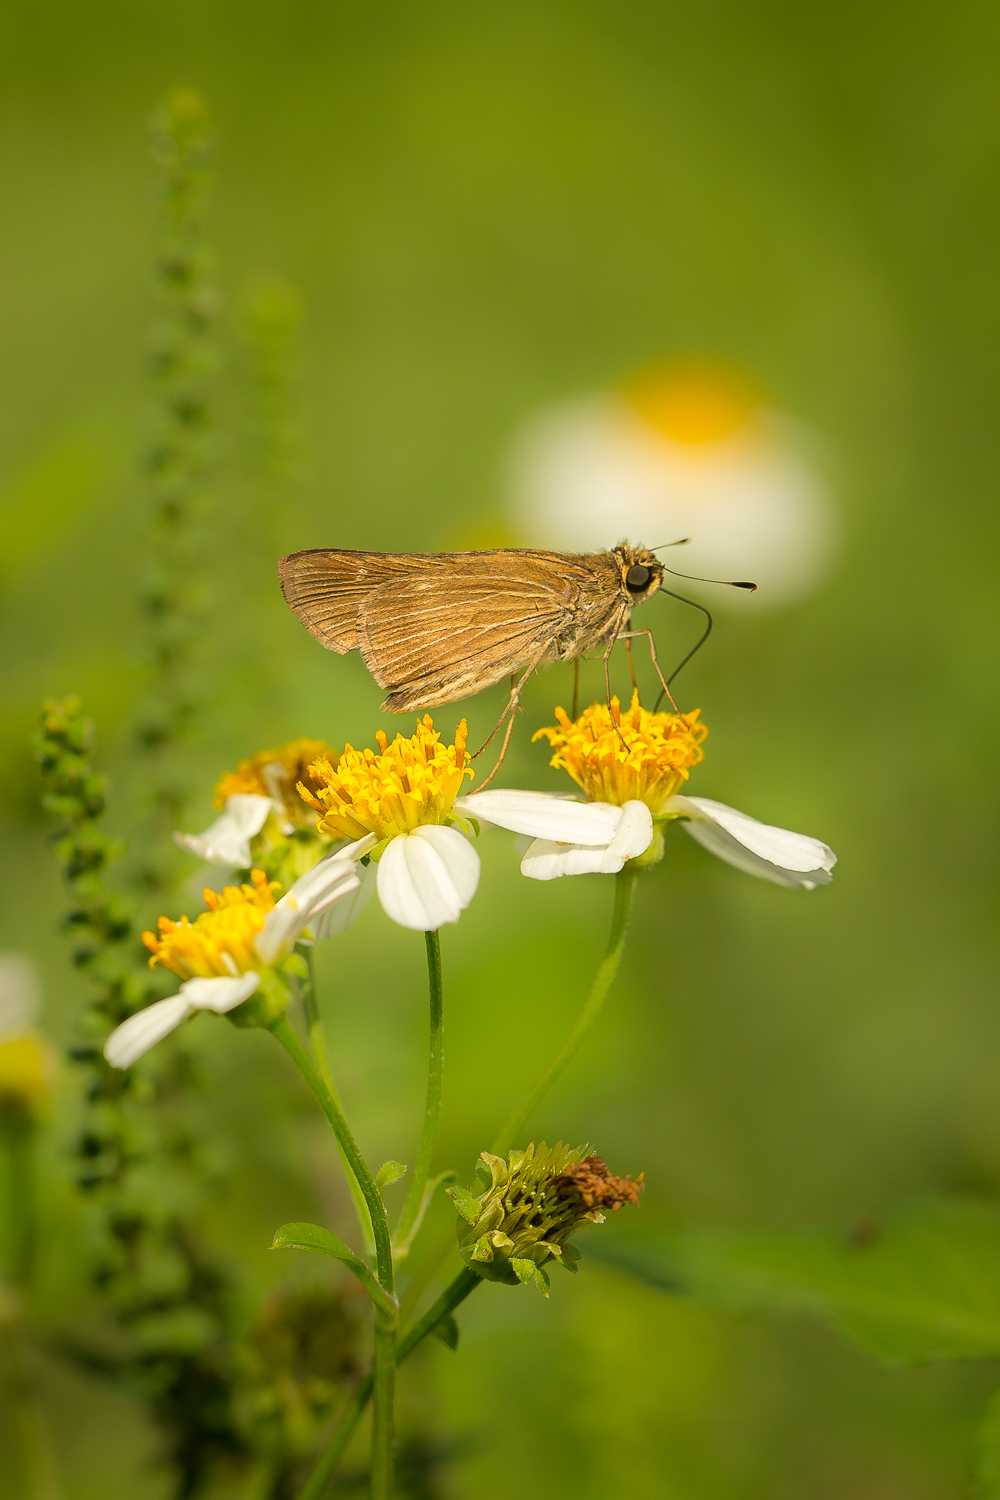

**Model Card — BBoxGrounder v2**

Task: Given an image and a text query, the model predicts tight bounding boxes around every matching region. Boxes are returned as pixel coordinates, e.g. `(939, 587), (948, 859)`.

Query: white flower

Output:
(0, 953), (42, 1039)
(506, 366), (835, 609)
(455, 788), (835, 889)
(174, 793), (275, 868)
(326, 828), (480, 934)
(103, 854), (360, 1068)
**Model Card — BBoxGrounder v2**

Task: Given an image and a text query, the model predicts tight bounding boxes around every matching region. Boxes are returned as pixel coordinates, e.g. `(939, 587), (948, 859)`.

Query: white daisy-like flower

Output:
(459, 693), (835, 889)
(300, 717), (484, 933)
(103, 856), (360, 1069)
(506, 361), (835, 609)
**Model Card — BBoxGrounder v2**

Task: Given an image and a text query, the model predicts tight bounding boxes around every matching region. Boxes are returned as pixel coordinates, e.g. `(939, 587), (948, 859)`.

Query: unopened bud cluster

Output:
(449, 1142), (642, 1294)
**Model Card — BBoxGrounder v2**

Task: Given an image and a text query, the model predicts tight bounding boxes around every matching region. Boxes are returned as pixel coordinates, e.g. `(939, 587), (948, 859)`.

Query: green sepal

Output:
(376, 1160), (407, 1191)
(533, 1265), (551, 1296)
(511, 1258), (536, 1285)
(432, 1314), (460, 1350)
(471, 1235), (494, 1263)
(282, 950), (309, 980)
(448, 1184), (482, 1225)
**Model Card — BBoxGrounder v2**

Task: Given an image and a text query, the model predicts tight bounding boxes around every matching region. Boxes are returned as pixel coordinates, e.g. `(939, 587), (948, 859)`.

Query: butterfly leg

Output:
(617, 628), (683, 716)
(603, 616), (630, 752)
(624, 635), (639, 692)
(472, 646), (549, 789)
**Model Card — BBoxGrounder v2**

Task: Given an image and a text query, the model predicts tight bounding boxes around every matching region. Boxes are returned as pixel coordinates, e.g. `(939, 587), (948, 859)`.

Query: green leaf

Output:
(270, 1221), (396, 1320)
(431, 1314), (459, 1350)
(376, 1160), (407, 1191)
(590, 1197), (1000, 1365)
(271, 1221), (357, 1261)
(447, 1184), (482, 1225)
(511, 1257), (536, 1285)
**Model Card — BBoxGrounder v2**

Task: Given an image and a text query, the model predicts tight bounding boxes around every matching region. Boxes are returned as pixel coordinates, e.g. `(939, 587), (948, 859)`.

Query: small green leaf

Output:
(448, 1184), (482, 1225)
(271, 1221), (356, 1261)
(376, 1160), (407, 1191)
(432, 1314), (459, 1350)
(471, 1235), (494, 1263)
(511, 1258), (536, 1284)
(533, 1266), (551, 1297)
(271, 1221), (396, 1321)
(592, 1197), (1000, 1365)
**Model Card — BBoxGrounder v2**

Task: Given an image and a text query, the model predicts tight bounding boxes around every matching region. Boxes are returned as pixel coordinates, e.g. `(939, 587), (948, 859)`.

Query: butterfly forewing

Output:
(357, 560), (582, 711)
(278, 549), (437, 653)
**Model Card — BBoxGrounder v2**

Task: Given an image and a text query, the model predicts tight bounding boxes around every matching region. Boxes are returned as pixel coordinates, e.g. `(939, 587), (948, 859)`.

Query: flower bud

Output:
(449, 1142), (642, 1293)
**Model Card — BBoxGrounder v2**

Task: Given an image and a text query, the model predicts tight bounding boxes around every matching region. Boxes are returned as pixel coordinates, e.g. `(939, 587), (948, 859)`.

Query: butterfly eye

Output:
(625, 564), (652, 592)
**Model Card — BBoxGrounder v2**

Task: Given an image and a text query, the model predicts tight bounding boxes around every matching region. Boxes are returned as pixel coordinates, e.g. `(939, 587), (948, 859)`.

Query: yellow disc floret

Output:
(533, 691), (707, 812)
(214, 738), (337, 823)
(142, 869), (279, 980)
(0, 1033), (55, 1117)
(300, 717), (474, 843)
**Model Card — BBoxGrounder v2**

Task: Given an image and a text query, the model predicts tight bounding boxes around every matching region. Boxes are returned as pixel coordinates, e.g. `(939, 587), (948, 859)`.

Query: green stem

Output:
(296, 1269), (482, 1500)
(269, 1018), (393, 1294)
(0, 1307), (63, 1500)
(370, 1319), (396, 1498)
(492, 867), (638, 1156)
(393, 931), (444, 1256)
(299, 948), (376, 1255)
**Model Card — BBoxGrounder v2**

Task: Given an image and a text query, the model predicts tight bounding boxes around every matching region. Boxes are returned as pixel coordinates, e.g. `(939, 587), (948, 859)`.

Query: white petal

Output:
(333, 833), (379, 861)
(666, 795), (836, 888)
(104, 994), (195, 1068)
(173, 794), (274, 868)
(455, 790), (620, 845)
(255, 855), (360, 964)
(0, 953), (42, 1038)
(376, 826), (480, 931)
(179, 973), (262, 1013)
(520, 839), (621, 880)
(519, 800), (653, 880)
(311, 859), (377, 939)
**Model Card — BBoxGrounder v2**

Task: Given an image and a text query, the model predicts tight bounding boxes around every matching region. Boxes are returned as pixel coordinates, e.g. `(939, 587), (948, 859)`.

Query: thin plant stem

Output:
(0, 1314), (63, 1500)
(299, 948), (375, 1255)
(269, 1016), (398, 1498)
(393, 930), (444, 1255)
(297, 1268), (482, 1500)
(370, 1318), (396, 1498)
(269, 1018), (393, 1293)
(398, 869), (639, 1321)
(492, 867), (638, 1155)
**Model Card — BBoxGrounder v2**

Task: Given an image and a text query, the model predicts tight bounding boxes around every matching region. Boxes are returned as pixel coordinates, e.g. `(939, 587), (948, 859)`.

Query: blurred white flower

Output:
(0, 953), (42, 1039)
(506, 361), (835, 609)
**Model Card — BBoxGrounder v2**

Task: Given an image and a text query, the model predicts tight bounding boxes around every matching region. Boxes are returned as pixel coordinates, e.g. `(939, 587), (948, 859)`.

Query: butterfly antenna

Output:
(664, 565), (757, 590)
(653, 589), (714, 711)
(650, 537), (691, 551)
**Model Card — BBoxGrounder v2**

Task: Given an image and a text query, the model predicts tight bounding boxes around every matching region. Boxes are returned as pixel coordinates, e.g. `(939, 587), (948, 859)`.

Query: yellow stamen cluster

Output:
(300, 717), (474, 843)
(624, 361), (759, 446)
(142, 870), (279, 980)
(533, 691), (707, 812)
(214, 738), (337, 823)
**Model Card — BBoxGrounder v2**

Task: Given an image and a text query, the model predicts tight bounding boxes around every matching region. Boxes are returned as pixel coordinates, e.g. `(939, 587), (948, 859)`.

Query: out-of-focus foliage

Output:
(3, 2), (1000, 1497)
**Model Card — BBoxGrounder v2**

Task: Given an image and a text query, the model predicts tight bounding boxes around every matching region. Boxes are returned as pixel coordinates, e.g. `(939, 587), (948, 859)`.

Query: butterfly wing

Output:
(278, 549), (438, 653)
(357, 552), (590, 712)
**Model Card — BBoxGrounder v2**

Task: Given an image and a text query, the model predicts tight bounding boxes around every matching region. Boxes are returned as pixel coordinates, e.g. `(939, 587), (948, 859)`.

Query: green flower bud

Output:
(450, 1142), (643, 1294)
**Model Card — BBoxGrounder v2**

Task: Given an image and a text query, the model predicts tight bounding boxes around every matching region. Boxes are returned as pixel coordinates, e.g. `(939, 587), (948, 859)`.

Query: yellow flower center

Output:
(533, 691), (707, 812)
(214, 738), (338, 824)
(0, 1033), (53, 1115)
(142, 869), (279, 980)
(624, 361), (760, 446)
(300, 717), (474, 843)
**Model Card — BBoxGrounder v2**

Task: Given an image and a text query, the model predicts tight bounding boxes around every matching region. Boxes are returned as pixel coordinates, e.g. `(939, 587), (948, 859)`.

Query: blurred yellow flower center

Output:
(214, 737), (337, 823)
(0, 1033), (53, 1116)
(300, 717), (474, 843)
(534, 691), (707, 812)
(624, 363), (759, 446)
(143, 869), (279, 980)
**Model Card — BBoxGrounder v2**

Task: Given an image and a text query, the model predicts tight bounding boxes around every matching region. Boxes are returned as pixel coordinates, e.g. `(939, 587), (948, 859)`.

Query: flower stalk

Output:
(393, 930), (445, 1259)
(493, 866), (638, 1155)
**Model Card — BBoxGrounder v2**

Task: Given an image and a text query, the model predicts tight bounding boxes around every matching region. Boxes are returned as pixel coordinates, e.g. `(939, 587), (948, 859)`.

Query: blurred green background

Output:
(3, 2), (1000, 1495)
